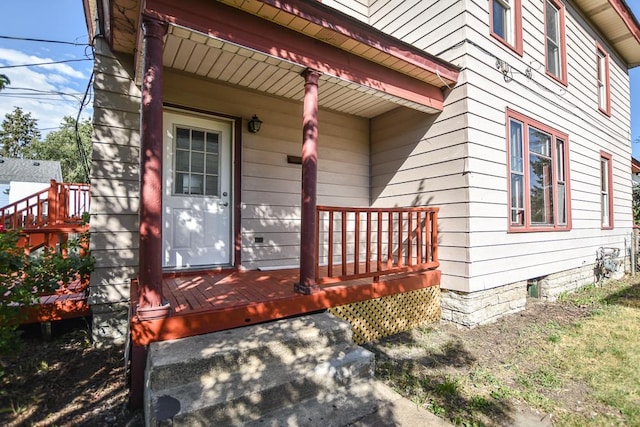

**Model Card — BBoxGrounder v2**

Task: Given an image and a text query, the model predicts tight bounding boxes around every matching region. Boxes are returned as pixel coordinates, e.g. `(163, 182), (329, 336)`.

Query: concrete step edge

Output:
(147, 347), (375, 426)
(148, 313), (353, 370)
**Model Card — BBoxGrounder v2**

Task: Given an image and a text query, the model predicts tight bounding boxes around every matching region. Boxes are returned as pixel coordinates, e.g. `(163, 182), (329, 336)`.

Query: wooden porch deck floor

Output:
(131, 267), (441, 345)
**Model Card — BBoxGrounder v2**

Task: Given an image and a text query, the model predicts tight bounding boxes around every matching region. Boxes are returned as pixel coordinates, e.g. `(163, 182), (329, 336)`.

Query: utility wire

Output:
(0, 35), (90, 46)
(4, 86), (84, 95)
(0, 58), (91, 69)
(0, 94), (81, 102)
(75, 70), (94, 183)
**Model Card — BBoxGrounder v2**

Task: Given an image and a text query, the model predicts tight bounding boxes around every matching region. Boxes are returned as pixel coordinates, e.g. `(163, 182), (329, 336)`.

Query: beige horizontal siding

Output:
(459, 0), (633, 292)
(164, 71), (370, 269)
(89, 39), (141, 305)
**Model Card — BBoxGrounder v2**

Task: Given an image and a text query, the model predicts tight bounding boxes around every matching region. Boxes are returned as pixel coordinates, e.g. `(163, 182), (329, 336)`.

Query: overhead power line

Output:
(0, 58), (91, 69)
(3, 87), (84, 97)
(0, 35), (89, 46)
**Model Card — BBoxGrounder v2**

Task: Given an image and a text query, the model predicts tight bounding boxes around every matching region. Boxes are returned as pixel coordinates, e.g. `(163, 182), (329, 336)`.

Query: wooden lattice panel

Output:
(329, 286), (441, 344)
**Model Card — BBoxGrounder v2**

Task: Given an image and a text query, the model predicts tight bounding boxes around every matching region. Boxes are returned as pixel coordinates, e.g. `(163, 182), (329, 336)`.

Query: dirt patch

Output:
(0, 318), (141, 427)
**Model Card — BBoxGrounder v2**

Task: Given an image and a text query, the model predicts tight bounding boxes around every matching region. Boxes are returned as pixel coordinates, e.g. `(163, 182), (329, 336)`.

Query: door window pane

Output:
(192, 130), (205, 151)
(191, 152), (204, 173)
(175, 150), (189, 172)
(176, 127), (190, 149)
(173, 125), (222, 197)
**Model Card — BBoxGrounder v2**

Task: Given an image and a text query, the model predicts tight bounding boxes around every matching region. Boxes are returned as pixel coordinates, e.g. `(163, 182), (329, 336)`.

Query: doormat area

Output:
(329, 286), (441, 344)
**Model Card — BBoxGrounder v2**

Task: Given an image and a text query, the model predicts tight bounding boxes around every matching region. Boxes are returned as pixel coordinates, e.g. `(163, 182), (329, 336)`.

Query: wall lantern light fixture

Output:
(248, 115), (263, 133)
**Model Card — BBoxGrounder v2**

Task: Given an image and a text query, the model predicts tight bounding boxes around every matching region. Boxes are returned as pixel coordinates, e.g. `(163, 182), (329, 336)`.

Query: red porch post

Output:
(137, 15), (170, 318)
(295, 68), (322, 295)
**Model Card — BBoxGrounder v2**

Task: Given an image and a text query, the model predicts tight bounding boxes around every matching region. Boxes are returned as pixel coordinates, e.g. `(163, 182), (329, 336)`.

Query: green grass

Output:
(372, 277), (640, 426)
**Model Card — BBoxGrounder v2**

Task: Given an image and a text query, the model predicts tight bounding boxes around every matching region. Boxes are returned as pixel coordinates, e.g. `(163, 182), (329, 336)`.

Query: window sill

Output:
(490, 32), (523, 56)
(508, 226), (572, 233)
(598, 106), (612, 118)
(545, 70), (568, 87)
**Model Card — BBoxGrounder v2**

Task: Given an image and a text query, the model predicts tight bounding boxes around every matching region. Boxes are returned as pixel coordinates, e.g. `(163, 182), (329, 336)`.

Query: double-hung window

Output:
(490, 0), (523, 54)
(545, 0), (567, 84)
(507, 109), (571, 231)
(600, 152), (613, 229)
(596, 44), (611, 115)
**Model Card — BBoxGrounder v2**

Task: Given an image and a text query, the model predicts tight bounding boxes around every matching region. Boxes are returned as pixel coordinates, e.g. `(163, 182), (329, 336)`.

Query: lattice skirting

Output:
(328, 286), (441, 344)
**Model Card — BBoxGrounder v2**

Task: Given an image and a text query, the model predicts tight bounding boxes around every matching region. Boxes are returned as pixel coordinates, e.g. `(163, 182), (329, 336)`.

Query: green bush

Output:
(0, 229), (94, 354)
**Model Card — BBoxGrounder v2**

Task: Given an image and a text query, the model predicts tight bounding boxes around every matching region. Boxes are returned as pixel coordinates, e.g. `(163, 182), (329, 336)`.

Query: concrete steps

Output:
(144, 313), (377, 426)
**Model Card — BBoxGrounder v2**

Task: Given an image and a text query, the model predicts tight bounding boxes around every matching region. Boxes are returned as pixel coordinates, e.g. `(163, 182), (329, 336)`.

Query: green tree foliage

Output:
(0, 107), (41, 158)
(26, 116), (93, 183)
(633, 183), (640, 225)
(0, 74), (9, 91)
(0, 230), (94, 353)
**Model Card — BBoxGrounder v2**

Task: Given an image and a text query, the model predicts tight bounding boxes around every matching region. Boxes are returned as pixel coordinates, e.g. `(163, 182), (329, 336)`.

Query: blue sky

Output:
(0, 1), (639, 154)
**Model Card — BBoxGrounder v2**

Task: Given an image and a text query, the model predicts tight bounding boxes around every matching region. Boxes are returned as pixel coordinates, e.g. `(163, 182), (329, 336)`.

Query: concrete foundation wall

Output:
(441, 258), (625, 326)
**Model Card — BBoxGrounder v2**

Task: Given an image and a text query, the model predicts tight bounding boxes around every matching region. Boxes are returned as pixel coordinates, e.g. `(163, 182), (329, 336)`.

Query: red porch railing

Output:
(316, 206), (439, 284)
(0, 180), (91, 254)
(0, 179), (90, 230)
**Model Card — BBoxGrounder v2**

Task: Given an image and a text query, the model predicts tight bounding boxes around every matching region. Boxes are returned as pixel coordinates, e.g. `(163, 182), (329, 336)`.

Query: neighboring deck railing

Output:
(316, 206), (439, 284)
(0, 180), (91, 254)
(0, 179), (90, 230)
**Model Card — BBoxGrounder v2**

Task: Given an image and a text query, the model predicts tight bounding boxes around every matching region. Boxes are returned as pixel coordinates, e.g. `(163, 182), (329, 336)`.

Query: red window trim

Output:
(489, 0), (523, 56)
(506, 108), (572, 233)
(596, 42), (611, 117)
(544, 0), (568, 86)
(600, 151), (614, 230)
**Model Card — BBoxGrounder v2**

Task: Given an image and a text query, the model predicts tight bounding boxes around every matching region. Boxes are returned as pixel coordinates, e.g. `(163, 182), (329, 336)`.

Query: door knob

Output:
(221, 201), (229, 207)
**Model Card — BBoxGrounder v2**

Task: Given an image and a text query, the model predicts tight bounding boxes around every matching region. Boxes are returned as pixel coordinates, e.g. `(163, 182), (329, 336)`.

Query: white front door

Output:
(162, 111), (233, 268)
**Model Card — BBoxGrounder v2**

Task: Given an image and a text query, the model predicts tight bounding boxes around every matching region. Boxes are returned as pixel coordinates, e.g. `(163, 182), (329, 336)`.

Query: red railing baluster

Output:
(328, 210), (334, 278)
(366, 211), (371, 274)
(408, 211), (413, 266)
(377, 211), (383, 277)
(398, 211), (403, 268)
(416, 211), (423, 264)
(431, 211), (438, 263)
(387, 212), (393, 271)
(315, 210), (321, 281)
(354, 211), (360, 275)
(341, 210), (347, 277)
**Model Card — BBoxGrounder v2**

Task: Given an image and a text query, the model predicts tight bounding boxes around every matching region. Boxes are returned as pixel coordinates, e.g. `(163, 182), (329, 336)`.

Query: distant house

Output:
(633, 157), (640, 185)
(0, 158), (63, 207)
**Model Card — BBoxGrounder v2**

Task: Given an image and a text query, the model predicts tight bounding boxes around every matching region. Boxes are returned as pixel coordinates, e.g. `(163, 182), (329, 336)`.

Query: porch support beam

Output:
(295, 68), (322, 295)
(137, 14), (170, 318)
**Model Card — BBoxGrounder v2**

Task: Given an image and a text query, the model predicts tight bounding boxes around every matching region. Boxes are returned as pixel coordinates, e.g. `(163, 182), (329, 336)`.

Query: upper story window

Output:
(490, 0), (523, 55)
(596, 44), (611, 116)
(545, 0), (567, 85)
(507, 109), (571, 232)
(600, 152), (613, 229)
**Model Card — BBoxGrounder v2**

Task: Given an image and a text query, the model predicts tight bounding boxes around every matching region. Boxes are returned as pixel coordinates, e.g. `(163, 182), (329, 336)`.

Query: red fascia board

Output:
(257, 0), (459, 84)
(146, 0), (445, 110)
(610, 0), (640, 44)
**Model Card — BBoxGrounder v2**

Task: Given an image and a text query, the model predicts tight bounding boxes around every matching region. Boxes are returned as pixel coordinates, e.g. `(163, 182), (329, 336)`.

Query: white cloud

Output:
(0, 48), (86, 79)
(0, 47), (92, 135)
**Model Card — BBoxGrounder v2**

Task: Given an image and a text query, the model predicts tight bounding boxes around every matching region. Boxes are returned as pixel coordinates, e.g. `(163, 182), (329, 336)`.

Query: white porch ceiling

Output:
(162, 25), (441, 118)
